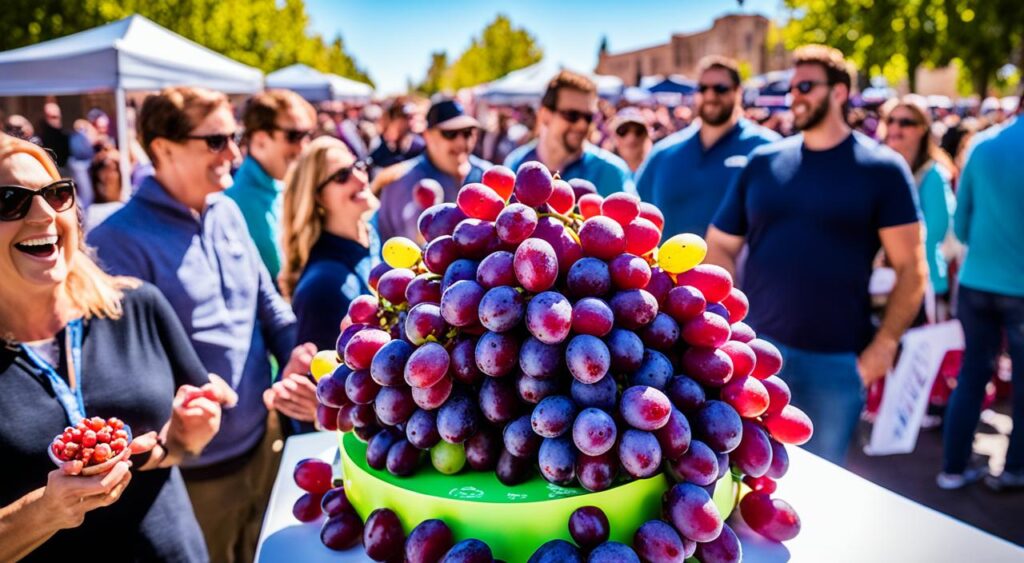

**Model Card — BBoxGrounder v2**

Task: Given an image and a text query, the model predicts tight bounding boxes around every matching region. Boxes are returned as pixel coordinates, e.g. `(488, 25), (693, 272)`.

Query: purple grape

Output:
(344, 369), (380, 405)
(568, 178), (598, 199)
(766, 438), (789, 479)
(565, 334), (611, 384)
(293, 492), (324, 522)
(503, 415), (542, 458)
(478, 286), (525, 332)
(424, 235), (459, 274)
(495, 202), (538, 244)
(526, 291), (572, 345)
(406, 408), (441, 449)
(566, 257), (612, 298)
(528, 539), (583, 563)
(479, 376), (520, 424)
(316, 365), (351, 408)
(348, 403), (376, 428)
(474, 330), (521, 377)
(441, 280), (486, 327)
(386, 439), (422, 476)
(437, 394), (479, 444)
(404, 342), (450, 388)
(570, 374), (618, 410)
(633, 519), (686, 563)
(665, 375), (706, 412)
(514, 238), (559, 292)
(538, 436), (577, 485)
(605, 328), (644, 373)
(374, 385), (416, 426)
(618, 429), (662, 478)
(732, 420), (773, 477)
(666, 439), (718, 486)
(694, 523), (741, 563)
(570, 297), (615, 337)
(418, 203), (467, 242)
(631, 349), (673, 389)
(568, 506), (610, 550)
(517, 372), (564, 404)
(519, 337), (564, 379)
(655, 407), (693, 461)
(496, 447), (533, 486)
(406, 273), (443, 306)
(663, 482), (723, 543)
(572, 407), (617, 456)
(406, 303), (448, 345)
(449, 337), (483, 385)
(320, 512), (363, 550)
(411, 375), (453, 410)
(377, 268), (415, 306)
(353, 423), (382, 443)
(693, 400), (743, 453)
(335, 323), (368, 362)
(320, 486), (353, 517)
(442, 538), (493, 563)
(514, 161), (554, 206)
(576, 451), (618, 492)
(715, 451), (730, 481)
(452, 218), (499, 259)
(531, 395), (577, 438)
(705, 302), (731, 321)
(531, 216), (584, 274)
(369, 340), (412, 387)
(406, 519), (454, 563)
(441, 259), (479, 292)
(588, 542), (640, 563)
(476, 251), (516, 288)
(363, 508), (404, 561)
(639, 313), (681, 352)
(609, 289), (659, 330)
(465, 427), (502, 470)
(664, 285), (706, 324)
(620, 385), (672, 431)
(645, 267), (675, 307)
(680, 347), (734, 388)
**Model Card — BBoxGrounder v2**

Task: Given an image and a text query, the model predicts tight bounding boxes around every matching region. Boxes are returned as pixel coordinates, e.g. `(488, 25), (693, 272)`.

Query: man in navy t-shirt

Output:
(636, 56), (779, 238)
(708, 45), (927, 465)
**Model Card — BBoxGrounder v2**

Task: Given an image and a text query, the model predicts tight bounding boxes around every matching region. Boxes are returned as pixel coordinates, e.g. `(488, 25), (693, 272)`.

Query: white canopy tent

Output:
(477, 61), (624, 105)
(0, 14), (264, 194)
(266, 64), (373, 103)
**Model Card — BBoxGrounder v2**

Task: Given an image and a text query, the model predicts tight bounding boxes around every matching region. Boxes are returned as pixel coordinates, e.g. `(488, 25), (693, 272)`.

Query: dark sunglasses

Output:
(275, 127), (315, 144)
(886, 117), (921, 128)
(185, 131), (241, 152)
(556, 109), (595, 125)
(616, 123), (647, 137)
(316, 161), (370, 192)
(440, 128), (477, 141)
(698, 83), (735, 95)
(789, 80), (829, 95)
(0, 179), (77, 221)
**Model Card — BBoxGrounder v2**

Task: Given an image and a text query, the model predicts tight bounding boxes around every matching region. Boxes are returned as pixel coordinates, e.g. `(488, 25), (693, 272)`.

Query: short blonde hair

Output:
(0, 134), (139, 319)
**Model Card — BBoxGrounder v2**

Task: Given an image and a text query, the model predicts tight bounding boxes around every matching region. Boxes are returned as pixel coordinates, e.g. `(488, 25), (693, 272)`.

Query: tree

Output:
(940, 0), (1024, 97)
(0, 0), (372, 85)
(417, 51), (450, 96)
(436, 14), (543, 91)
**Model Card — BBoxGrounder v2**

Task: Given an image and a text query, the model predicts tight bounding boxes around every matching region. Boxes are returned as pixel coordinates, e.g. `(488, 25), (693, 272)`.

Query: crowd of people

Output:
(0, 41), (1020, 562)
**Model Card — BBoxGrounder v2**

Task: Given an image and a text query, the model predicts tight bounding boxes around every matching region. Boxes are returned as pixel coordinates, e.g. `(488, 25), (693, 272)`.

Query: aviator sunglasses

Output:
(0, 179), (77, 221)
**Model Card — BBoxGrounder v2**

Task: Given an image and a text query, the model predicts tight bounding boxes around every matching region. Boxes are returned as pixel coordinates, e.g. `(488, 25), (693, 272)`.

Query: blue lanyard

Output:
(21, 318), (86, 425)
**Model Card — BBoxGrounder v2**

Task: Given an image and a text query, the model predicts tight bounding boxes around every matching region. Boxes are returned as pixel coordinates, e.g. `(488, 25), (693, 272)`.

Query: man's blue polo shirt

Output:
(636, 119), (780, 238)
(225, 156), (284, 281)
(504, 141), (635, 197)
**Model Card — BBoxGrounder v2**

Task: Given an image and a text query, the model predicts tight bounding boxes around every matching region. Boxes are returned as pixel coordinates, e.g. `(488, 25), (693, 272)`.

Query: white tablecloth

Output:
(256, 432), (1024, 563)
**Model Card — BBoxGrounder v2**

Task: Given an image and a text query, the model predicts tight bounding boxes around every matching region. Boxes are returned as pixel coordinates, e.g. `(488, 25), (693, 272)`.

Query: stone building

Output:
(596, 14), (789, 85)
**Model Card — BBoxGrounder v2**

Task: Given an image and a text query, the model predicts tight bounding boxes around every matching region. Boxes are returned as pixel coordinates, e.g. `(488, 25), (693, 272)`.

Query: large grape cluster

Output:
(311, 162), (812, 561)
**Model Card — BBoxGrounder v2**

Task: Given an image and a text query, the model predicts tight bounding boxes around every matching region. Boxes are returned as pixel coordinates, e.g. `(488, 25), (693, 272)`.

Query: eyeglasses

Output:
(440, 128), (477, 141)
(698, 83), (735, 95)
(316, 161), (370, 192)
(556, 109), (595, 125)
(0, 179), (77, 221)
(789, 80), (829, 95)
(886, 117), (921, 128)
(185, 131), (241, 152)
(616, 123), (647, 137)
(274, 127), (314, 144)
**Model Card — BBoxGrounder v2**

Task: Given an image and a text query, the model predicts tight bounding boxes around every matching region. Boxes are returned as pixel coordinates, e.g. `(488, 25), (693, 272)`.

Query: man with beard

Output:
(504, 70), (633, 196)
(636, 56), (779, 237)
(375, 99), (491, 242)
(707, 45), (927, 465)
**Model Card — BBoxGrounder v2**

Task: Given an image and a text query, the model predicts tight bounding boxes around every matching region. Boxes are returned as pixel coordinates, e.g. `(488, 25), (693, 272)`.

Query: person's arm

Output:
(857, 222), (928, 386)
(0, 462), (132, 561)
(705, 226), (746, 279)
(953, 152), (976, 244)
(87, 224), (152, 280)
(704, 159), (752, 278)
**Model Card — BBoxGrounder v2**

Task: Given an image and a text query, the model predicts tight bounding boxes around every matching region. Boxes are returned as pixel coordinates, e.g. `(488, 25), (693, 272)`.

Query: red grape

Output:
(664, 482), (723, 543)
(440, 280), (486, 327)
(750, 338), (783, 379)
(414, 178), (444, 209)
(664, 285), (706, 323)
(578, 193), (603, 218)
(680, 347), (734, 387)
(761, 405), (813, 445)
(457, 182), (505, 220)
(601, 192), (641, 226)
(548, 179), (576, 214)
(377, 268), (415, 305)
(452, 218), (499, 259)
(482, 165), (516, 200)
(292, 492), (324, 522)
(405, 519), (454, 563)
(667, 438), (718, 486)
(569, 506), (610, 550)
(404, 342), (450, 388)
(579, 216), (626, 260)
(571, 297), (615, 337)
(680, 311), (731, 348)
(568, 178), (598, 199)
(294, 458), (333, 494)
(513, 161), (554, 206)
(732, 420), (773, 477)
(730, 320), (756, 343)
(720, 375), (770, 418)
(633, 519), (685, 563)
(609, 253), (652, 290)
(620, 385), (672, 431)
(423, 235), (459, 274)
(347, 295), (379, 324)
(363, 508), (405, 561)
(320, 511), (363, 550)
(514, 238), (559, 292)
(526, 291), (572, 344)
(739, 492), (801, 542)
(721, 288), (749, 323)
(476, 250), (516, 288)
(743, 474), (778, 494)
(406, 274), (442, 307)
(566, 334), (611, 384)
(638, 201), (665, 231)
(720, 340), (756, 378)
(624, 217), (661, 256)
(532, 216), (583, 274)
(405, 303), (447, 345)
(495, 203), (538, 244)
(761, 375), (791, 416)
(675, 264), (733, 302)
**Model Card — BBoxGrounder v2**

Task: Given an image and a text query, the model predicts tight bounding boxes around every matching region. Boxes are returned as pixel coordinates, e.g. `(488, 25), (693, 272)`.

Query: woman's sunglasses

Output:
(886, 117), (921, 128)
(440, 128), (477, 141)
(616, 123), (648, 138)
(316, 161), (370, 192)
(185, 131), (242, 152)
(0, 179), (77, 221)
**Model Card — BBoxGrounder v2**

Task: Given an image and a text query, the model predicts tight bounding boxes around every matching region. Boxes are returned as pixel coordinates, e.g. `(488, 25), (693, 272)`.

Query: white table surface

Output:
(256, 432), (1024, 563)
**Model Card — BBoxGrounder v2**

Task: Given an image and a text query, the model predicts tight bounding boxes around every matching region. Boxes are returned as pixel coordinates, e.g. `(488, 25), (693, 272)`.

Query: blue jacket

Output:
(225, 156), (284, 281)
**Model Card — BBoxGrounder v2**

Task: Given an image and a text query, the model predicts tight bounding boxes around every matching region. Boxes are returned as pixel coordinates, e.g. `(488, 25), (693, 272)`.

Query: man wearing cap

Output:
(504, 70), (634, 197)
(374, 98), (492, 242)
(636, 56), (780, 238)
(608, 108), (652, 176)
(370, 97), (426, 174)
(226, 89), (316, 282)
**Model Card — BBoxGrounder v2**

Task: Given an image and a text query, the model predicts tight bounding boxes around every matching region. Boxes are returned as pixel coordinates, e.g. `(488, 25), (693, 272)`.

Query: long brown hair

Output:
(881, 95), (957, 178)
(0, 134), (139, 319)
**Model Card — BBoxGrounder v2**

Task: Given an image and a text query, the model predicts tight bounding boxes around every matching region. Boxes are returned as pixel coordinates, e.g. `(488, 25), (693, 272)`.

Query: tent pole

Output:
(115, 87), (130, 200)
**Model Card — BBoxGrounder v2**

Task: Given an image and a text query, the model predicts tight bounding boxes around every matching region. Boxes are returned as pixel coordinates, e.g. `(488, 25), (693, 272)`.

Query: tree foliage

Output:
(0, 0), (373, 85)
(780, 0), (1023, 96)
(417, 14), (542, 94)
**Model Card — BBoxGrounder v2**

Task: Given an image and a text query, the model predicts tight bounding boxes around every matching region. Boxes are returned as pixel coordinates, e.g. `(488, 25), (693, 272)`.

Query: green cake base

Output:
(339, 431), (738, 561)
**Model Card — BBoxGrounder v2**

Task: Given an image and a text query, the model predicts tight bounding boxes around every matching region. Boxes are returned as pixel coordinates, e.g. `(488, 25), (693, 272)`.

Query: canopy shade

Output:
(266, 64), (373, 103)
(477, 61), (624, 105)
(0, 14), (263, 95)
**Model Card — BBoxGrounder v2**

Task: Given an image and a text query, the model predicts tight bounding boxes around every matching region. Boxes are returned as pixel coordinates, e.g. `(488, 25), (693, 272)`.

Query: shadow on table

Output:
(258, 522), (360, 562)
(732, 517), (792, 562)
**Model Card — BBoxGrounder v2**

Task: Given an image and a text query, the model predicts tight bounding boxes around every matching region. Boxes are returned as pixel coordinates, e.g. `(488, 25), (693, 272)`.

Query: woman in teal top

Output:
(882, 95), (957, 297)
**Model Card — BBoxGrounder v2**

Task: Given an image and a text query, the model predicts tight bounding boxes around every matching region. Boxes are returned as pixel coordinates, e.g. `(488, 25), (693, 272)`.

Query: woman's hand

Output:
(166, 383), (223, 458)
(43, 460), (133, 530)
(265, 343), (319, 423)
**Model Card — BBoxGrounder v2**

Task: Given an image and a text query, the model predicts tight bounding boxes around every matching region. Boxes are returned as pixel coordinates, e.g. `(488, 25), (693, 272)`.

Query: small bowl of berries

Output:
(49, 416), (133, 476)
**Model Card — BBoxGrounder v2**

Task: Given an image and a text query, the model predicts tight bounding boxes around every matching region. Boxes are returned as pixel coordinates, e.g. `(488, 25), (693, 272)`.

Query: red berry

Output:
(96, 431), (111, 444)
(62, 430), (74, 443)
(600, 192), (641, 226)
(82, 430), (97, 448)
(70, 428), (83, 443)
(80, 447), (94, 464)
(624, 217), (661, 256)
(88, 417), (105, 431)
(111, 438), (128, 453)
(63, 442), (79, 459)
(578, 193), (603, 219)
(93, 443), (112, 463)
(52, 439), (65, 455)
(113, 429), (128, 441)
(482, 165), (516, 201)
(638, 202), (665, 231)
(107, 417), (124, 430)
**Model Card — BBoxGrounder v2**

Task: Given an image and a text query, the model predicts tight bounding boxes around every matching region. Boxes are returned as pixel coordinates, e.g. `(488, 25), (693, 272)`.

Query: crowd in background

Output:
(0, 41), (1021, 562)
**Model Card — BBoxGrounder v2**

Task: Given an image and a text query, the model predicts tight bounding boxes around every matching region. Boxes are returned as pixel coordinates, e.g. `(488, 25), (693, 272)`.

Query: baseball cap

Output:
(609, 108), (648, 135)
(426, 99), (480, 130)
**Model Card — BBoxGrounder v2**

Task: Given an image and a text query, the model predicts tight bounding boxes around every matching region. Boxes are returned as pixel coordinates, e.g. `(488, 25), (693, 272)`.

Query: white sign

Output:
(864, 321), (964, 456)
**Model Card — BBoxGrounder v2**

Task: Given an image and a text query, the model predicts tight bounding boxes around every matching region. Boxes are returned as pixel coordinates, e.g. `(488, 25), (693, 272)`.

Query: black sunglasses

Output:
(274, 127), (314, 144)
(185, 131), (241, 152)
(316, 161), (370, 192)
(0, 179), (77, 221)
(886, 117), (921, 128)
(440, 128), (477, 141)
(698, 83), (735, 95)
(556, 109), (595, 125)
(789, 80), (829, 95)
(616, 123), (647, 137)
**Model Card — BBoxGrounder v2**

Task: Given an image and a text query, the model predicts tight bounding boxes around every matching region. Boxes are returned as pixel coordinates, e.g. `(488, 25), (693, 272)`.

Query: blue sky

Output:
(304, 0), (787, 94)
